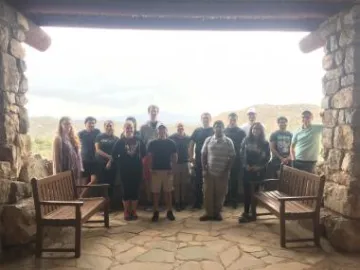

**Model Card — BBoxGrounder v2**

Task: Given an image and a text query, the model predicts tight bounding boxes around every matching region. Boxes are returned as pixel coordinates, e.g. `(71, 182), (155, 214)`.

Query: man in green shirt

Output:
(290, 110), (323, 173)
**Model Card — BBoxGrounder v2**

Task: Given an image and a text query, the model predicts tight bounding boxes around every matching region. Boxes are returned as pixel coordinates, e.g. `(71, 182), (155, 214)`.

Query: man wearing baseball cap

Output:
(241, 107), (265, 136)
(147, 123), (178, 222)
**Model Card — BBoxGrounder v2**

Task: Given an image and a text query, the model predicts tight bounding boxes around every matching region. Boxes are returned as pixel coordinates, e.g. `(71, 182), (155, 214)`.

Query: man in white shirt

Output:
(241, 107), (265, 136)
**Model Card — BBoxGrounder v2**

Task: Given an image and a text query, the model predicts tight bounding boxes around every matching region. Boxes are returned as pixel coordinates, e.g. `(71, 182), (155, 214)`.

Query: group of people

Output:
(52, 105), (323, 223)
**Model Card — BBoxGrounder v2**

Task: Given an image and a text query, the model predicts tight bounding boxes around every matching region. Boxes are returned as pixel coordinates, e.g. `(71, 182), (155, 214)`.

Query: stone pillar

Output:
(321, 5), (360, 252)
(0, 1), (32, 251)
(0, 2), (30, 179)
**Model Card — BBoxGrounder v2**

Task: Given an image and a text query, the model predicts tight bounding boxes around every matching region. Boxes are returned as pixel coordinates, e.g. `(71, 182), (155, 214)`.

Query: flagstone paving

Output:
(3, 207), (360, 270)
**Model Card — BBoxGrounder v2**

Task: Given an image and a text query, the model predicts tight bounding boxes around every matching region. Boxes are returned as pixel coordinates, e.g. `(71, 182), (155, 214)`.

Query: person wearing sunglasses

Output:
(95, 120), (119, 209)
(290, 110), (323, 173)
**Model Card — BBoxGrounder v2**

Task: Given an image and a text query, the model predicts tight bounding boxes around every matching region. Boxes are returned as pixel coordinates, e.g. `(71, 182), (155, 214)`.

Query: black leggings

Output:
(243, 168), (266, 214)
(121, 171), (141, 201)
(96, 163), (117, 199)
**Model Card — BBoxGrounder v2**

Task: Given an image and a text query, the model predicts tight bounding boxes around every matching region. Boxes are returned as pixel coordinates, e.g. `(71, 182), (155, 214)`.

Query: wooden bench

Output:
(31, 171), (110, 258)
(251, 165), (325, 248)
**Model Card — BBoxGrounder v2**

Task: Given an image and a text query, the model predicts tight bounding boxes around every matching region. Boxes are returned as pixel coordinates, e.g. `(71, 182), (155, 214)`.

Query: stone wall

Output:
(320, 5), (360, 252)
(0, 1), (53, 254)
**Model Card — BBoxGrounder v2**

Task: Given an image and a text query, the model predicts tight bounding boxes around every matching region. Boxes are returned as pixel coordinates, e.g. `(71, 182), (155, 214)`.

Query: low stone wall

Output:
(0, 155), (52, 248)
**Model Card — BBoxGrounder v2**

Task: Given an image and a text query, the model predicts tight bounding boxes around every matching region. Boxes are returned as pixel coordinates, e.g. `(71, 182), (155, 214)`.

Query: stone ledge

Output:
(299, 208), (360, 252)
(0, 179), (32, 204)
(1, 197), (35, 246)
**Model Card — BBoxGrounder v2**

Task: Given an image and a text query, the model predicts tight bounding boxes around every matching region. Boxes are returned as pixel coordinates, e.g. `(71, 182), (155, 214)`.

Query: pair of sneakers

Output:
(124, 210), (138, 221)
(152, 210), (175, 222)
(175, 202), (186, 212)
(199, 213), (223, 221)
(238, 212), (256, 223)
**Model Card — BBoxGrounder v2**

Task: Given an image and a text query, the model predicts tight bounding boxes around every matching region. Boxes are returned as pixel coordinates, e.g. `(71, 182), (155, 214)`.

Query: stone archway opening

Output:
(0, 0), (360, 257)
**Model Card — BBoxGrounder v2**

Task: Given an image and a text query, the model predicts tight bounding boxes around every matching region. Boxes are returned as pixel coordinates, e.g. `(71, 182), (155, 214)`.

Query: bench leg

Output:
(280, 216), (286, 248)
(35, 225), (43, 258)
(75, 221), (81, 258)
(104, 200), (110, 228)
(313, 216), (320, 247)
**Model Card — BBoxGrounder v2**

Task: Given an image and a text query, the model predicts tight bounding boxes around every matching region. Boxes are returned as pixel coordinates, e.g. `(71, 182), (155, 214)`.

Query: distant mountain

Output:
(214, 104), (321, 134)
(97, 112), (198, 125)
(29, 103), (321, 139)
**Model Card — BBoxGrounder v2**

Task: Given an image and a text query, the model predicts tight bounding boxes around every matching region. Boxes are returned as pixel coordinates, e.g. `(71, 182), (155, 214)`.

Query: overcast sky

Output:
(25, 27), (324, 119)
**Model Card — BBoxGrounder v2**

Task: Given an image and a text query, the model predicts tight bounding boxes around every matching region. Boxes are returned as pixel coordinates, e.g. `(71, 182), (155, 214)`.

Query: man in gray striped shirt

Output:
(200, 120), (236, 221)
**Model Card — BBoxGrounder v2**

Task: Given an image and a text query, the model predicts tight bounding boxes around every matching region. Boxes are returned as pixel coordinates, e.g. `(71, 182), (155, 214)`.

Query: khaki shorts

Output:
(151, 170), (174, 193)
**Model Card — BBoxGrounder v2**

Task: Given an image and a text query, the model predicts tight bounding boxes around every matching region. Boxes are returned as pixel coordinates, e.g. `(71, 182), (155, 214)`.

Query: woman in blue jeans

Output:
(238, 122), (270, 223)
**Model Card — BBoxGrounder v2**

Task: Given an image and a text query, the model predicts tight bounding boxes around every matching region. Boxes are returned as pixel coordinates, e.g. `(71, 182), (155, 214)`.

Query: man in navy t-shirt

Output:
(169, 123), (191, 211)
(147, 124), (178, 222)
(189, 112), (214, 209)
(78, 116), (100, 185)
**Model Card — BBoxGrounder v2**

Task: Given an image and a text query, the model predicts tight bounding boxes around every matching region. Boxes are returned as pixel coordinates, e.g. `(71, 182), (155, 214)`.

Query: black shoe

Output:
(238, 213), (255, 223)
(213, 213), (223, 221)
(181, 203), (187, 210)
(166, 210), (175, 221)
(151, 211), (159, 222)
(131, 211), (138, 221)
(199, 215), (212, 221)
(232, 201), (238, 209)
(175, 203), (182, 212)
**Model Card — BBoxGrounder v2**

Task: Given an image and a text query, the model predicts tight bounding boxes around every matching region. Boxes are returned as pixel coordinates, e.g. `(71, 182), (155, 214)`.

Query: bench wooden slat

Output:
(255, 191), (313, 214)
(31, 171), (110, 258)
(44, 198), (104, 221)
(252, 165), (325, 248)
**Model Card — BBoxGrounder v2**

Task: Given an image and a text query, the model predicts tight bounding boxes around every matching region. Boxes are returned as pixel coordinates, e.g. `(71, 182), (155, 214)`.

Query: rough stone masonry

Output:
(320, 5), (360, 252)
(0, 1), (52, 253)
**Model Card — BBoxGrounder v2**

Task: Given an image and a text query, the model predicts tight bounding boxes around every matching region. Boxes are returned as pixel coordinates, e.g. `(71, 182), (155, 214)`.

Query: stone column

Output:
(321, 5), (360, 252)
(0, 1), (32, 251)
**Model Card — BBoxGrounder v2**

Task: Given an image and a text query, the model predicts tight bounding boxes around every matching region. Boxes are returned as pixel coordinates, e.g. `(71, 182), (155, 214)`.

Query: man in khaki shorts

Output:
(147, 123), (178, 222)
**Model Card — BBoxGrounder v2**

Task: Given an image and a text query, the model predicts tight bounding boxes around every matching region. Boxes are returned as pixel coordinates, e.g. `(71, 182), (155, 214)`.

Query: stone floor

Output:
(2, 207), (360, 270)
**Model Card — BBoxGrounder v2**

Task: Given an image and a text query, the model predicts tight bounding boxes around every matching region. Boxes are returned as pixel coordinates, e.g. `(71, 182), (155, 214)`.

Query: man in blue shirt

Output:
(290, 110), (323, 173)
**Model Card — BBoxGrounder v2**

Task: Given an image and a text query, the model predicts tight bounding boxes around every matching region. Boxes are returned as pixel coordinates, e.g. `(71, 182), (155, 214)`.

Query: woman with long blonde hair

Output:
(112, 121), (146, 220)
(53, 116), (83, 184)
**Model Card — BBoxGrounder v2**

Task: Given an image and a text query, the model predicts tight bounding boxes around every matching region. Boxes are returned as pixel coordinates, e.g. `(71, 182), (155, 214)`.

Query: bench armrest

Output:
(250, 179), (279, 185)
(278, 196), (318, 202)
(76, 184), (109, 188)
(40, 200), (84, 206)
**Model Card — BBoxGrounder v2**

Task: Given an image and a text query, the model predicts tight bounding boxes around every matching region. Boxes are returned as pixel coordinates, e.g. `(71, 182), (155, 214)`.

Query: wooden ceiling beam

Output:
(11, 1), (352, 21)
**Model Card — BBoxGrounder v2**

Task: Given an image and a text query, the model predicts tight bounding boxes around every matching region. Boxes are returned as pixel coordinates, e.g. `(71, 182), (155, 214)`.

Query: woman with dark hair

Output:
(112, 121), (146, 220)
(238, 122), (270, 223)
(95, 120), (119, 207)
(121, 116), (141, 139)
(53, 116), (83, 185)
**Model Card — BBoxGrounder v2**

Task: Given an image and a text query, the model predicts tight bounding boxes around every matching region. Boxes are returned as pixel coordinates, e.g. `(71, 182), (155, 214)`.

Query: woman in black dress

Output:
(112, 121), (146, 220)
